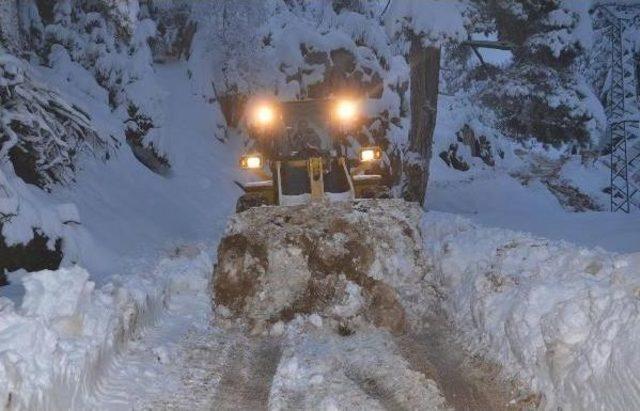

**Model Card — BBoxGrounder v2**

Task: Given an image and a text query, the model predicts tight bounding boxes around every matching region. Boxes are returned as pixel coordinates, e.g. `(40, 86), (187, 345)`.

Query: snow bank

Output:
(422, 212), (640, 410)
(0, 248), (213, 410)
(213, 200), (431, 336)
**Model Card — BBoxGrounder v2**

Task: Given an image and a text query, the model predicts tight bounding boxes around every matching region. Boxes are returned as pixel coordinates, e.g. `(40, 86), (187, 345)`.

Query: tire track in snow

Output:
(395, 320), (530, 411)
(89, 289), (213, 410)
(212, 336), (283, 410)
(136, 330), (282, 410)
(344, 370), (407, 411)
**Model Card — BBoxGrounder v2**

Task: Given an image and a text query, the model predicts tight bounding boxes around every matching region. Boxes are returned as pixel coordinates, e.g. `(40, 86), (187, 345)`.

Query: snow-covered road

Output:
(90, 279), (524, 411)
(88, 201), (533, 411)
(3, 53), (639, 410)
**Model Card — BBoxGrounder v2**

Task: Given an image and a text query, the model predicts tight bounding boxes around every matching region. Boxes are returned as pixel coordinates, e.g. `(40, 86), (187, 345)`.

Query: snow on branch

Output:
(0, 52), (108, 189)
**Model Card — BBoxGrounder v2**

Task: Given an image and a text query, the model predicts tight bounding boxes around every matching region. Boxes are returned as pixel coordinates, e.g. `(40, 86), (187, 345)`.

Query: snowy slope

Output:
(427, 95), (640, 253)
(2, 59), (240, 285)
(46, 62), (240, 278)
(0, 58), (240, 410)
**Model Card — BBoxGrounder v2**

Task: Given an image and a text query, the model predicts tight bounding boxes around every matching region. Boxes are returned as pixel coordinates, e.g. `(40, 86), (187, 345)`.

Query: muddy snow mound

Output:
(213, 200), (432, 335)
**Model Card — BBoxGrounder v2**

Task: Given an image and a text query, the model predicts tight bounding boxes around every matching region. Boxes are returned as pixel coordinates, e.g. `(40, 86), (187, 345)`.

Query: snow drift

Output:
(0, 249), (213, 411)
(213, 200), (436, 335)
(422, 212), (640, 410)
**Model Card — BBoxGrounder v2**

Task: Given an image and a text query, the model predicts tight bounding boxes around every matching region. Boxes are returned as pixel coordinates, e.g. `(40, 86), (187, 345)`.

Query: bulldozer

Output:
(235, 98), (388, 212)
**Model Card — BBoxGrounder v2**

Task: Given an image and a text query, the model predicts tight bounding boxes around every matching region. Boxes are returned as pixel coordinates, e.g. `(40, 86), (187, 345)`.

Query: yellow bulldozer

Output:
(235, 98), (389, 212)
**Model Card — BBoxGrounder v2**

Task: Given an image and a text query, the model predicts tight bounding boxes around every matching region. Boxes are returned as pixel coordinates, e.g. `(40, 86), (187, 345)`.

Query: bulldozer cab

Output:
(273, 100), (350, 198)
(257, 99), (345, 160)
(236, 98), (386, 212)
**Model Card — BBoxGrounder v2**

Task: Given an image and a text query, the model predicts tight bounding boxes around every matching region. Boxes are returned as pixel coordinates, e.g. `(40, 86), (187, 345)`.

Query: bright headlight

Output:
(254, 105), (275, 126)
(240, 154), (263, 169)
(335, 99), (358, 123)
(359, 146), (381, 162)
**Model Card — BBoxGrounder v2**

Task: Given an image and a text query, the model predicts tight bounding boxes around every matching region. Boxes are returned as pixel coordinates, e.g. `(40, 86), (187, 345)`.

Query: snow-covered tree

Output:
(18, 0), (170, 172)
(450, 0), (604, 148)
(190, 0), (473, 202)
(0, 0), (164, 276)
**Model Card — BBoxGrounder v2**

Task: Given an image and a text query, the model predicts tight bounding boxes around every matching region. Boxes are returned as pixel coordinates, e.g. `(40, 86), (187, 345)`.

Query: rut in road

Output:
(139, 330), (283, 411)
(213, 336), (284, 411)
(395, 317), (539, 411)
(126, 320), (535, 410)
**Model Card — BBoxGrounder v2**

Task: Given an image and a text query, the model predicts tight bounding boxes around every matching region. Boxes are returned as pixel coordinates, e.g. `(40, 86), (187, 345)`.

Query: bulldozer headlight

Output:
(240, 154), (263, 169)
(253, 104), (275, 127)
(335, 99), (358, 124)
(359, 146), (382, 162)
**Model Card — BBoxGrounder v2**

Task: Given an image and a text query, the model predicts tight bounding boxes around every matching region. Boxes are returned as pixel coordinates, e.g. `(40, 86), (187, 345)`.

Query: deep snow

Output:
(423, 211), (640, 410)
(45, 62), (240, 279)
(1, 2), (640, 408)
(0, 61), (240, 410)
(0, 247), (214, 410)
(3, 201), (640, 410)
(427, 170), (640, 253)
(2, 60), (639, 411)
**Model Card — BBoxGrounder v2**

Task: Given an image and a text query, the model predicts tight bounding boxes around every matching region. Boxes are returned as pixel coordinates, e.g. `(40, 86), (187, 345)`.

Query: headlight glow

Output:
(335, 99), (358, 123)
(240, 154), (263, 169)
(254, 105), (275, 126)
(359, 146), (382, 162)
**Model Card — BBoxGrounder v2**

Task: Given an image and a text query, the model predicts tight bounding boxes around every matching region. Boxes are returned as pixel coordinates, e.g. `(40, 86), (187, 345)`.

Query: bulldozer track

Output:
(344, 370), (407, 411)
(213, 336), (284, 411)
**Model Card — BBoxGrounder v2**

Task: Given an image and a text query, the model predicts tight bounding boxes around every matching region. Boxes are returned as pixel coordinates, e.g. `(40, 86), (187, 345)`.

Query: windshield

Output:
(275, 99), (336, 155)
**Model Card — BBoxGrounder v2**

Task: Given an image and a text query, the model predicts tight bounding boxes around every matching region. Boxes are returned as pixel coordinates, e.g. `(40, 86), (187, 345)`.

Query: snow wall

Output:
(422, 212), (640, 410)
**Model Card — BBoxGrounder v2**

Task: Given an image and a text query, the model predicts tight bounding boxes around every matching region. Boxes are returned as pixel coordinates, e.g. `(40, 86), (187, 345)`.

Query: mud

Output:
(213, 200), (422, 334)
(396, 318), (538, 411)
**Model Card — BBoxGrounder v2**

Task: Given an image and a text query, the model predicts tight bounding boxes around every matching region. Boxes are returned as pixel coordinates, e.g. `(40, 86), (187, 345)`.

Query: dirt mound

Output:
(212, 199), (427, 335)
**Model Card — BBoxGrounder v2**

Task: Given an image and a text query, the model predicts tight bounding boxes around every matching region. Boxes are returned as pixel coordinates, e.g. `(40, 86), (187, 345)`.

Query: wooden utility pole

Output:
(403, 37), (440, 205)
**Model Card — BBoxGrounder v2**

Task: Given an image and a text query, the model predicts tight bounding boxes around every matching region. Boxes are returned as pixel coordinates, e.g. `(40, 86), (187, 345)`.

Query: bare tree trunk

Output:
(403, 38), (440, 205)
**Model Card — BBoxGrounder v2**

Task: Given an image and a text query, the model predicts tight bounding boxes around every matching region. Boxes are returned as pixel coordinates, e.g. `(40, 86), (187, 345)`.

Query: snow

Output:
(428, 94), (640, 254)
(466, 32), (514, 68)
(3, 196), (638, 410)
(20, 267), (93, 320)
(2, 1), (640, 409)
(32, 61), (240, 278)
(1, 52), (239, 409)
(0, 248), (213, 410)
(383, 0), (469, 47)
(427, 169), (640, 253)
(422, 211), (640, 410)
(269, 320), (448, 411)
